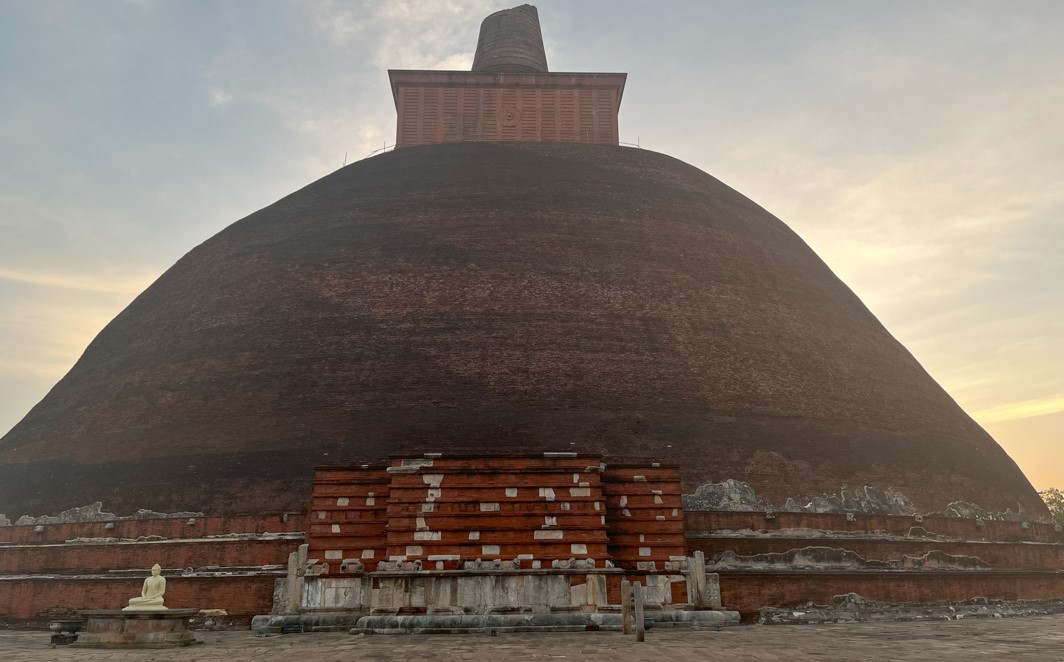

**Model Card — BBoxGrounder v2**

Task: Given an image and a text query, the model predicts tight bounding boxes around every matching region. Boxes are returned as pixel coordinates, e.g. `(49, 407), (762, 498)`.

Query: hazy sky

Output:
(1, 1), (1061, 490)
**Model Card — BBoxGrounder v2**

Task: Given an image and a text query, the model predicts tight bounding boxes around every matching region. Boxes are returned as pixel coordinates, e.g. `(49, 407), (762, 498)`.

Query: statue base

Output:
(71, 609), (200, 649)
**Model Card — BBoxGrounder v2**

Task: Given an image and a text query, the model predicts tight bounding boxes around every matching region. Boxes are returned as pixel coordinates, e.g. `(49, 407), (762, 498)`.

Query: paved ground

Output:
(2, 615), (1063, 661)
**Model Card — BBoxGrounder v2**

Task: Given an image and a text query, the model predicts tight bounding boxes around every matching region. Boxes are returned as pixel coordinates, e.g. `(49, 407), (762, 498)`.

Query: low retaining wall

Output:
(718, 570), (1064, 620)
(0, 537), (297, 574)
(684, 511), (1063, 543)
(688, 536), (1064, 570)
(0, 574), (281, 625)
(0, 514), (302, 545)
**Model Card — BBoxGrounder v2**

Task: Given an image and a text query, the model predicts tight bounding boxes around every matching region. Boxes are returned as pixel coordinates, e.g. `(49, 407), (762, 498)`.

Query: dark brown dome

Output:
(0, 142), (1045, 518)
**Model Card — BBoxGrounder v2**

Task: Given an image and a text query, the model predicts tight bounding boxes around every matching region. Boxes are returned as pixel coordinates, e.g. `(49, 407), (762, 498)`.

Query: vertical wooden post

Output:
(621, 578), (631, 634)
(633, 581), (645, 642)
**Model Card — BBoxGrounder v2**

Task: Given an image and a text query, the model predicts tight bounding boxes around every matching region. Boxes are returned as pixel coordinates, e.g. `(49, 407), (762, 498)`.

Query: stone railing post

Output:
(633, 581), (645, 642)
(621, 578), (631, 634)
(687, 550), (708, 608)
(285, 543), (309, 614)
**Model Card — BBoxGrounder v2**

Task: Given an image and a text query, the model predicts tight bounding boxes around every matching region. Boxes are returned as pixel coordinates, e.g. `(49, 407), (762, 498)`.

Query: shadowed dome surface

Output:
(0, 142), (1045, 518)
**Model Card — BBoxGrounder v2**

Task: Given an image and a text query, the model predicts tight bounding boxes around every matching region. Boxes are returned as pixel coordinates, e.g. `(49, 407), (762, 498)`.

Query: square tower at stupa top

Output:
(389, 4), (627, 148)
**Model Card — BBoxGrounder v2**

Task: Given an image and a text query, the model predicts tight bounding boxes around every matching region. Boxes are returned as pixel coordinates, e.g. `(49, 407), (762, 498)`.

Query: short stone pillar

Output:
(632, 581), (645, 642)
(286, 544), (309, 614)
(687, 550), (709, 608)
(71, 610), (199, 649)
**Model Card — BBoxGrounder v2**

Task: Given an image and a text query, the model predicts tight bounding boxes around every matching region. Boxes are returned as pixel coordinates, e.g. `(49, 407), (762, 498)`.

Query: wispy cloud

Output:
(0, 267), (152, 295)
(975, 395), (1064, 424)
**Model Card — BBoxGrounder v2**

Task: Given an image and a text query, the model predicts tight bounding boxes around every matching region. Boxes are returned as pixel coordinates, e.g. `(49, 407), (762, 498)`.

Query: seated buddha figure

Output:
(122, 563), (167, 611)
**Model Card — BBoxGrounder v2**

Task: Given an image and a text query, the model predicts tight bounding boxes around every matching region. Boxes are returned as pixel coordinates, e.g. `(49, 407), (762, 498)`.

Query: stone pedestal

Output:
(48, 619), (83, 646)
(71, 609), (199, 649)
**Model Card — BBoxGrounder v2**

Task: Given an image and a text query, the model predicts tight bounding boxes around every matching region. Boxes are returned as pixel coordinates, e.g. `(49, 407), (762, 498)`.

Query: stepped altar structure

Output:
(1, 5), (1061, 630)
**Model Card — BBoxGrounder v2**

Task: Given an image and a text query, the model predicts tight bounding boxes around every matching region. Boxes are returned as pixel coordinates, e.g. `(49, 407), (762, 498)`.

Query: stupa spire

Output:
(471, 4), (548, 74)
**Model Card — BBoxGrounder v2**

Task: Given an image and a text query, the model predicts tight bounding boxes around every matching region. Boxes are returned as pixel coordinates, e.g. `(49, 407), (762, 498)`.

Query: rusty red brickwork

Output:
(602, 463), (686, 569)
(384, 455), (609, 567)
(0, 513), (299, 625)
(306, 466), (389, 567)
(304, 454), (684, 570)
(389, 71), (625, 148)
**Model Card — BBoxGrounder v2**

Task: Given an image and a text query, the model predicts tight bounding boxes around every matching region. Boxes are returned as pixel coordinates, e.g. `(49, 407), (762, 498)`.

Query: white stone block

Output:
(414, 530), (441, 541)
(570, 543), (588, 555)
(405, 546), (422, 556)
(505, 488), (518, 497)
(534, 530), (564, 540)
(325, 550), (343, 560)
(544, 515), (557, 526)
(482, 545), (500, 555)
(560, 502), (571, 511)
(468, 531), (480, 540)
(317, 511), (326, 520)
(422, 473), (444, 487)
(532, 560), (542, 569)
(639, 547), (652, 557)
(330, 524), (341, 533)
(479, 502), (500, 512)
(360, 549), (375, 559)
(539, 487), (555, 501)
(654, 495), (664, 504)
(593, 501), (601, 511)
(336, 497), (350, 507)
(569, 487), (590, 497)
(366, 497), (375, 506)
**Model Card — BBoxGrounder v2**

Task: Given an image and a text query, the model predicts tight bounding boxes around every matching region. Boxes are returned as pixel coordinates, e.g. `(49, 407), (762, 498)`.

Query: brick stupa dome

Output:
(0, 141), (1046, 518)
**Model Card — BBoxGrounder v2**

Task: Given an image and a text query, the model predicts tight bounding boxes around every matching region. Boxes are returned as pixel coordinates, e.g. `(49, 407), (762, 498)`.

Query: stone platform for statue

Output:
(70, 609), (199, 649)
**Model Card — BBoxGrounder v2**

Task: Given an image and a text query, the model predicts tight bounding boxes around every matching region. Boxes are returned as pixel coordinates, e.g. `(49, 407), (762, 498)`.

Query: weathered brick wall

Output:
(394, 80), (622, 148)
(0, 538), (294, 574)
(0, 512), (302, 625)
(307, 467), (390, 567)
(0, 513), (302, 545)
(688, 536), (1064, 570)
(0, 575), (279, 623)
(684, 511), (1063, 543)
(719, 571), (1064, 620)
(383, 455), (608, 566)
(603, 464), (686, 569)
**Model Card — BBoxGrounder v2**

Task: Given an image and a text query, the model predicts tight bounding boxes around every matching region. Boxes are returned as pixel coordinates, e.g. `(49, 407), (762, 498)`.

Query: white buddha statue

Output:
(122, 563), (167, 611)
